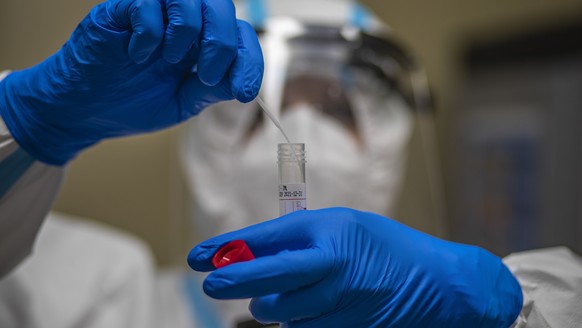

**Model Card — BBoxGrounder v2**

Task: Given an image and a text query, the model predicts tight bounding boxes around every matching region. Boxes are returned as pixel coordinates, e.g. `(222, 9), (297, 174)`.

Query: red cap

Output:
(212, 240), (255, 269)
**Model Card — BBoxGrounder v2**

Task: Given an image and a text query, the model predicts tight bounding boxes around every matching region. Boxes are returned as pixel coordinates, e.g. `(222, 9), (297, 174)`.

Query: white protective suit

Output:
(0, 70), (65, 278)
(0, 212), (156, 328)
(0, 1), (581, 327)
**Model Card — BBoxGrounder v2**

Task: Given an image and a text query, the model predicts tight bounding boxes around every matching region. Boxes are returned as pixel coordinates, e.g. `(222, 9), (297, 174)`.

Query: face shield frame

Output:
(254, 19), (434, 116)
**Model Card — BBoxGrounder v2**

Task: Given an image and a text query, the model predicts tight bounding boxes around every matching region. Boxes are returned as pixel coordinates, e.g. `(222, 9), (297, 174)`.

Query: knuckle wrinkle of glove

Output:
(203, 38), (237, 59)
(168, 20), (200, 36)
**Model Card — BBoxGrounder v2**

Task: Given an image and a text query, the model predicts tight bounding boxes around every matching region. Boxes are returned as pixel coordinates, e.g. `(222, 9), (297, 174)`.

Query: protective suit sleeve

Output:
(504, 247), (582, 328)
(0, 70), (65, 278)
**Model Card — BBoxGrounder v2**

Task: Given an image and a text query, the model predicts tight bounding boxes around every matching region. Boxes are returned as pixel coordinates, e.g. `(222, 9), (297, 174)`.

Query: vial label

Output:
(279, 183), (307, 215)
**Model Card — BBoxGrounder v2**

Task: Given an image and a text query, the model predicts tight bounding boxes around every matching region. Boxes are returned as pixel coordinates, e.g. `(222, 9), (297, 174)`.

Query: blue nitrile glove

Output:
(188, 208), (523, 328)
(0, 0), (263, 166)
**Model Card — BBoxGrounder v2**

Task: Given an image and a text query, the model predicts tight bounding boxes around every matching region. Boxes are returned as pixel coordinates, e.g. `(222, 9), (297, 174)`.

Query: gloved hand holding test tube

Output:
(191, 208), (522, 328)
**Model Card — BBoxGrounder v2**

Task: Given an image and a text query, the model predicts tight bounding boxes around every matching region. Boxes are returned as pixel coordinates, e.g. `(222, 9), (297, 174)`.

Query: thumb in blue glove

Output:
(0, 0), (263, 165)
(188, 207), (523, 328)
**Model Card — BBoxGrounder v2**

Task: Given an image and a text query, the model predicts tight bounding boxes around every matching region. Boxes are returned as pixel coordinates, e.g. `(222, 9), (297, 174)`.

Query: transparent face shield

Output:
(257, 18), (422, 115)
(180, 18), (438, 239)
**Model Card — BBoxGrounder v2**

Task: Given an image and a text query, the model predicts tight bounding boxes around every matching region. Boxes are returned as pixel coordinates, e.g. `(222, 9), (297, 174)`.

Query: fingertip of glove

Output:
(187, 245), (216, 272)
(202, 276), (218, 296)
(233, 77), (262, 103)
(234, 88), (257, 103)
(202, 272), (230, 299)
(198, 71), (222, 87)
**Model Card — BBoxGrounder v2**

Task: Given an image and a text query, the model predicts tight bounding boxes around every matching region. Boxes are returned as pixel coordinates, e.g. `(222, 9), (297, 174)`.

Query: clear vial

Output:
(278, 143), (307, 216)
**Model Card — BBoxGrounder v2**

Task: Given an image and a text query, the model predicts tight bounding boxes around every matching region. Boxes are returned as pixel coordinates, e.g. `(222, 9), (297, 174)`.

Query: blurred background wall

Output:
(1, 0), (581, 267)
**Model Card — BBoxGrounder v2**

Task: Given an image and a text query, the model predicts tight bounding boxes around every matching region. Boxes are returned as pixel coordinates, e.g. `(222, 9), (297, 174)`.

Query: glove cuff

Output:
(451, 245), (524, 327)
(0, 71), (96, 166)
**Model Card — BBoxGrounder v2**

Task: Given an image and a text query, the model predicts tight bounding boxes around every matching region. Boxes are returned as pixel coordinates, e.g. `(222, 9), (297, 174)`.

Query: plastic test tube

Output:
(212, 143), (307, 269)
(278, 143), (307, 215)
